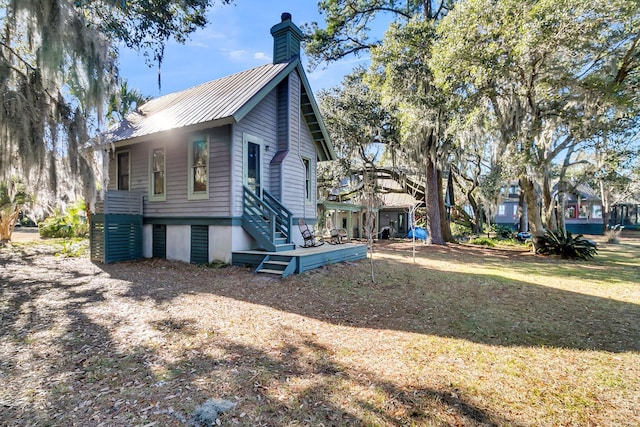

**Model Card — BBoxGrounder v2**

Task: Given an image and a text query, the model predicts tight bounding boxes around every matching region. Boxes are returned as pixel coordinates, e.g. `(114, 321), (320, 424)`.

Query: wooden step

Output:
(256, 268), (285, 276)
(255, 254), (296, 278)
(265, 260), (289, 266)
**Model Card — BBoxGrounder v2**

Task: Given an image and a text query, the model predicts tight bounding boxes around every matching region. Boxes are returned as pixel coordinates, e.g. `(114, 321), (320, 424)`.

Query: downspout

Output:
(279, 79), (288, 203)
(298, 90), (305, 219)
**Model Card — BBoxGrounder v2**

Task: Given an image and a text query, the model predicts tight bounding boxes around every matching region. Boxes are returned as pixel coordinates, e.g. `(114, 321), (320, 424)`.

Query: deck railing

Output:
(95, 190), (143, 215)
(263, 190), (293, 243)
(242, 186), (293, 250)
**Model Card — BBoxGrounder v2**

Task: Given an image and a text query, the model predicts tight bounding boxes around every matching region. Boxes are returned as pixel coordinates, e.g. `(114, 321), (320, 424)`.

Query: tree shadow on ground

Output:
(100, 252), (640, 353)
(0, 250), (519, 426)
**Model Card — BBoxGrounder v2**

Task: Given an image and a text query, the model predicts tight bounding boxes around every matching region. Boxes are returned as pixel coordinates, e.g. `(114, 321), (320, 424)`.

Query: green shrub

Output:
(605, 224), (624, 244)
(204, 260), (230, 269)
(492, 224), (514, 239)
(39, 201), (88, 238)
(451, 222), (473, 240)
(536, 229), (597, 260)
(57, 240), (87, 258)
(469, 237), (496, 247)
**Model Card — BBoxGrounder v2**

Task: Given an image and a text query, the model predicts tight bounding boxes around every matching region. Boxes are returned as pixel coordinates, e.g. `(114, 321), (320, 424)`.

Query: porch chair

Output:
(325, 218), (348, 244)
(298, 218), (324, 248)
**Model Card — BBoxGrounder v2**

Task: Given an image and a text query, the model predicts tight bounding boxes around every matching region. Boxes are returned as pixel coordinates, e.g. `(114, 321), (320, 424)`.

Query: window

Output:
(116, 151), (130, 191)
(498, 204), (506, 216)
(303, 157), (312, 202)
(565, 205), (576, 219)
(592, 204), (603, 219)
(243, 133), (263, 196)
(188, 136), (208, 199)
(512, 204), (519, 216)
(149, 146), (166, 201)
(578, 205), (589, 219)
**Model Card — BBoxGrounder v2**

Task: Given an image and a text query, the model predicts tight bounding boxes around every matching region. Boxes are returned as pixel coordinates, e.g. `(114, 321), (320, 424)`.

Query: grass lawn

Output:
(1, 234), (638, 426)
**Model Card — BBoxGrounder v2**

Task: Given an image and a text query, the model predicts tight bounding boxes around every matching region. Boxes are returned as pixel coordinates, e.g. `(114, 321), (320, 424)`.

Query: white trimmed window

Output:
(188, 135), (209, 200)
(498, 204), (505, 216)
(302, 157), (312, 202)
(116, 150), (130, 191)
(592, 204), (603, 219)
(149, 146), (166, 201)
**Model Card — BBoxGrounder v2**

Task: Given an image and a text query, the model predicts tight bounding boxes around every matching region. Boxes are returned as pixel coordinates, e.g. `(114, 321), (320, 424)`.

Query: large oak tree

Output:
(431, 0), (639, 246)
(0, 0), (233, 221)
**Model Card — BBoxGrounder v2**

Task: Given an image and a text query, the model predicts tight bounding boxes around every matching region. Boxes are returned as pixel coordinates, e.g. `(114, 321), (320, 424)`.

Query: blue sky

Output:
(118, 1), (369, 98)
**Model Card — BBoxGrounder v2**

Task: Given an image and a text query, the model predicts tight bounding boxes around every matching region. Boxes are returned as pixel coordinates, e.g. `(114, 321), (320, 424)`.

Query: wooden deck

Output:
(232, 242), (368, 274)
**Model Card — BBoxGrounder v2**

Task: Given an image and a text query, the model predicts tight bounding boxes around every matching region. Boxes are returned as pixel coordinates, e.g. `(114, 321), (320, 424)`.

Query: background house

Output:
(318, 170), (424, 239)
(609, 202), (639, 230)
(91, 13), (359, 270)
(494, 181), (526, 231)
(494, 181), (604, 235)
(560, 182), (604, 234)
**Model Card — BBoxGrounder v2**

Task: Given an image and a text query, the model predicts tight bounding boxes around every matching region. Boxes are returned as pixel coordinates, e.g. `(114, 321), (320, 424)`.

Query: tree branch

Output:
(614, 31), (640, 84)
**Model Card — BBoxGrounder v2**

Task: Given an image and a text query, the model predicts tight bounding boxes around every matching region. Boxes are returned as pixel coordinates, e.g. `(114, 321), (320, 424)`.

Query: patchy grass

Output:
(1, 235), (639, 426)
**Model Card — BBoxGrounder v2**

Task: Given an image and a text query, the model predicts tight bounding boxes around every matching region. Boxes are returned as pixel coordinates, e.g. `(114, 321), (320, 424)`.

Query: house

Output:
(375, 177), (422, 238)
(560, 182), (604, 234)
(318, 168), (424, 239)
(90, 13), (367, 276)
(494, 181), (604, 235)
(609, 202), (639, 230)
(494, 181), (526, 231)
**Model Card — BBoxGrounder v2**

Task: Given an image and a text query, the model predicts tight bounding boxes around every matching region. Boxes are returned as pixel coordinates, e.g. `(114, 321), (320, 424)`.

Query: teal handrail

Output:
(243, 186), (277, 242)
(263, 190), (293, 243)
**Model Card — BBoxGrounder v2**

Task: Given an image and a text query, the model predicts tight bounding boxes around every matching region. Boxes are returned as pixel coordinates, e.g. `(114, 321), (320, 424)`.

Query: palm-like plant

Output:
(536, 229), (598, 260)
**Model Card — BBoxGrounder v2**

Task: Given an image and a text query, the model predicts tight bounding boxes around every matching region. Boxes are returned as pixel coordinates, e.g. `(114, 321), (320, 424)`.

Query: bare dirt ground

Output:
(1, 233), (639, 426)
(10, 228), (41, 242)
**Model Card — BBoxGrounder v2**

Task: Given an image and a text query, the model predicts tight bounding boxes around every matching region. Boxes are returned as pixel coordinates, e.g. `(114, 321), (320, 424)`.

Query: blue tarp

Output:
(407, 226), (427, 240)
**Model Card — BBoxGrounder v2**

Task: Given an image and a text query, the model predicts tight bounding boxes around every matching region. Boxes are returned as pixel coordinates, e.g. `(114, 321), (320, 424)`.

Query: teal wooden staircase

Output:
(242, 186), (295, 253)
(255, 254), (297, 278)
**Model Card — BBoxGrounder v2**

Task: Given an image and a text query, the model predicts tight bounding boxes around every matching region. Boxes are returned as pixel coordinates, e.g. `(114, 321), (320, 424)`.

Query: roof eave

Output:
(295, 63), (336, 162)
(232, 59), (300, 123)
(101, 116), (236, 149)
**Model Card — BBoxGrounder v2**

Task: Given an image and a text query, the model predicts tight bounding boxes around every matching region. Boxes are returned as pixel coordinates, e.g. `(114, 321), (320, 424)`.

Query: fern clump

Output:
(470, 237), (496, 247)
(536, 229), (597, 260)
(39, 201), (88, 238)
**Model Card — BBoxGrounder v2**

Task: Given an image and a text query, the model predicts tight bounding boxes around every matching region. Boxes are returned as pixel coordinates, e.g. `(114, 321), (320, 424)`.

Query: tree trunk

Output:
(521, 177), (545, 251)
(518, 186), (528, 232)
(0, 205), (19, 242)
(425, 155), (446, 245)
(557, 193), (567, 233)
(437, 168), (453, 242)
(599, 179), (610, 233)
(467, 194), (481, 234)
(542, 173), (555, 230)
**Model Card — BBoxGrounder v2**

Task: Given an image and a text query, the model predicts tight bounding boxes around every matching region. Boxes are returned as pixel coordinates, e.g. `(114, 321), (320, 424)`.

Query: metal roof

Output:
(103, 62), (290, 143)
(101, 60), (335, 161)
(379, 192), (421, 208)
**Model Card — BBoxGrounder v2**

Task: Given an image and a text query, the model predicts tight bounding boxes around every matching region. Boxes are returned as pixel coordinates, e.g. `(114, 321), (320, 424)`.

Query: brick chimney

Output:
(270, 12), (304, 64)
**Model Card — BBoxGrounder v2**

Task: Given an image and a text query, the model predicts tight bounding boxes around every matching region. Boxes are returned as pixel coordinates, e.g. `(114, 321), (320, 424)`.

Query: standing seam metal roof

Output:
(103, 61), (291, 143)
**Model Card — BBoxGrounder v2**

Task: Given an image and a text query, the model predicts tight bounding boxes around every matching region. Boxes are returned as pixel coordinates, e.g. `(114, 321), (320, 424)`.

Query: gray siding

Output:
(108, 125), (232, 217)
(276, 79), (289, 152)
(281, 71), (317, 219)
(232, 89), (278, 216)
(269, 78), (290, 200)
(106, 71), (318, 223)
